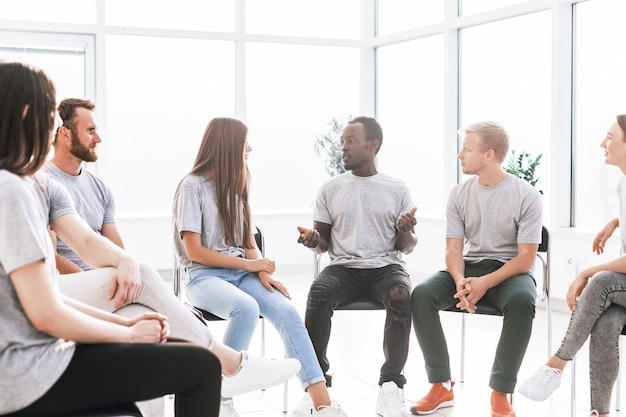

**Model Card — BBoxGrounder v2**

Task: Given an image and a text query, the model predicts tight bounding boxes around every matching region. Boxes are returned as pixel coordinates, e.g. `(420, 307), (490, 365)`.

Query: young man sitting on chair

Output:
(410, 121), (543, 417)
(297, 116), (418, 417)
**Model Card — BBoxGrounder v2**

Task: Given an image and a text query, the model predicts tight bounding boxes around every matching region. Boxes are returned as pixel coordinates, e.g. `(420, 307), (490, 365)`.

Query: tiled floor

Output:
(167, 271), (625, 417)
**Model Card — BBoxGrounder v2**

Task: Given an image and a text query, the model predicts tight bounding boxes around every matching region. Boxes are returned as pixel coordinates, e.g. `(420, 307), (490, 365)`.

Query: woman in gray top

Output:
(0, 61), (221, 417)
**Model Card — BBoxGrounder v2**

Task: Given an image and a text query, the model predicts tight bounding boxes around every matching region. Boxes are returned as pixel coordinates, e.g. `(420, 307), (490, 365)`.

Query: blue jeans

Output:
(186, 265), (325, 390)
(555, 271), (626, 413)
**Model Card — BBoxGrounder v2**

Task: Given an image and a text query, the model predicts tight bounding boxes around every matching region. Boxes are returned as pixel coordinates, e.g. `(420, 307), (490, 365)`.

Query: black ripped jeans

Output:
(305, 264), (412, 388)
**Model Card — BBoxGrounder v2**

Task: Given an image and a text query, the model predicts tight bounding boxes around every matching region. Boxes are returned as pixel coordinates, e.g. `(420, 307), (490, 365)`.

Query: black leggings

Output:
(4, 342), (220, 417)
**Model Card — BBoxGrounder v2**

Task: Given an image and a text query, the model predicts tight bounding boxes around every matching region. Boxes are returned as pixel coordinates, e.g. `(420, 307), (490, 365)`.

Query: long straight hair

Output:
(0, 61), (56, 176)
(184, 117), (253, 248)
(617, 114), (626, 139)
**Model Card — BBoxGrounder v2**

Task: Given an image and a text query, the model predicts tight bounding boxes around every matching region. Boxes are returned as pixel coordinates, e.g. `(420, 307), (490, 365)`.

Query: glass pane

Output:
(104, 35), (235, 217)
(377, 0), (444, 35)
(461, 0), (528, 16)
(0, 0), (96, 24)
(460, 11), (551, 220)
(105, 0), (233, 32)
(376, 35), (445, 218)
(246, 0), (359, 39)
(573, 0), (626, 229)
(0, 47), (85, 105)
(246, 43), (359, 213)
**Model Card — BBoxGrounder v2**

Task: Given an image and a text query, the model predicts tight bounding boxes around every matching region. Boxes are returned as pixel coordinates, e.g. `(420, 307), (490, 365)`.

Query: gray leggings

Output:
(556, 271), (626, 413)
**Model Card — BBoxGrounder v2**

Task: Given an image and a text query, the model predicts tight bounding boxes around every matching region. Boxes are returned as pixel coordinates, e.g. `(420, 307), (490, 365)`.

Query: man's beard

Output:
(69, 130), (98, 162)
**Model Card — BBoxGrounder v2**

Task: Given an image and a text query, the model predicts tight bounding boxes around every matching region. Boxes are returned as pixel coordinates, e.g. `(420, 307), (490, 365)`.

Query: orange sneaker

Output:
(491, 390), (515, 417)
(409, 381), (454, 415)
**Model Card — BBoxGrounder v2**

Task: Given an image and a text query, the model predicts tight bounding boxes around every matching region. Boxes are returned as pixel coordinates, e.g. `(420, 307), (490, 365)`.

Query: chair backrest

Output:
(538, 225), (549, 253)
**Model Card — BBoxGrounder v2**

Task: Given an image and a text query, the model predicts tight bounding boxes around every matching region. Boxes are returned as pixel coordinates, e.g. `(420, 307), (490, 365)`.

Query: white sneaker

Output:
(314, 400), (348, 417)
(219, 399), (240, 417)
(222, 351), (301, 398)
(290, 394), (314, 417)
(376, 381), (409, 417)
(518, 365), (562, 401)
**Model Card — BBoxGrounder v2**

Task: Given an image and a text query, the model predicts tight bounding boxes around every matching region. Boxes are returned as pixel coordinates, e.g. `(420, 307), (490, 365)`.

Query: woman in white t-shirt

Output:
(0, 61), (221, 417)
(520, 115), (626, 417)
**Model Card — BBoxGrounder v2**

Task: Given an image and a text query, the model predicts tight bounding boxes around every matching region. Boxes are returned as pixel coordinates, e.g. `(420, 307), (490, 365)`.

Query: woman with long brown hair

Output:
(0, 61), (221, 417)
(173, 117), (348, 417)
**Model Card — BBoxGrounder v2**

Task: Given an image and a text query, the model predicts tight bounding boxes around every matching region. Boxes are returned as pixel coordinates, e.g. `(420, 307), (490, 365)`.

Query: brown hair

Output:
(617, 114), (626, 139)
(184, 117), (252, 248)
(0, 61), (56, 176)
(54, 97), (96, 145)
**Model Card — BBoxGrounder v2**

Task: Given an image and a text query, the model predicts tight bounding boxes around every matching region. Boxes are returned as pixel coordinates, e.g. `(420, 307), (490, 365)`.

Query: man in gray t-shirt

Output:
(44, 98), (123, 273)
(297, 116), (418, 417)
(410, 121), (543, 417)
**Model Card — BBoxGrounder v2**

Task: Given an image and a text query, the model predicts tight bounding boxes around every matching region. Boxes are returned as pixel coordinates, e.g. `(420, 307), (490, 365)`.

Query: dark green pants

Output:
(411, 259), (536, 393)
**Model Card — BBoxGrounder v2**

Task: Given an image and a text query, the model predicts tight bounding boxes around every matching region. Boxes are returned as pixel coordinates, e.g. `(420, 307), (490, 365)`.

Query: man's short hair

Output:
(459, 121), (509, 162)
(348, 116), (383, 154)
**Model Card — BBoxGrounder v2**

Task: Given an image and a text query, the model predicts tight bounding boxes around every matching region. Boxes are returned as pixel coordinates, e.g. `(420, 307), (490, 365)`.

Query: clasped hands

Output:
(454, 277), (488, 314)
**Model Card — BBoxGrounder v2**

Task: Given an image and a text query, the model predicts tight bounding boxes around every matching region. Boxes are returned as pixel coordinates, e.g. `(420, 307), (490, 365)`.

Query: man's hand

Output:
(396, 207), (417, 233)
(454, 277), (488, 313)
(107, 256), (141, 309)
(297, 226), (320, 248)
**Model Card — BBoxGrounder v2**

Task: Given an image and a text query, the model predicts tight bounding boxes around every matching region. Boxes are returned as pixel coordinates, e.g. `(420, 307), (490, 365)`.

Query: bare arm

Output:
(395, 207), (418, 254)
(181, 231), (275, 274)
(11, 260), (166, 343)
(48, 227), (83, 274)
(101, 222), (125, 249)
(455, 242), (538, 313)
(296, 221), (332, 254)
(592, 217), (619, 255)
(51, 213), (141, 308)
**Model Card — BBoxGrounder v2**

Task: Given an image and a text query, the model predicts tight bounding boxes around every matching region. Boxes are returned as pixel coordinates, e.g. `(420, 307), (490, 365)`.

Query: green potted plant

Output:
(504, 150), (543, 194)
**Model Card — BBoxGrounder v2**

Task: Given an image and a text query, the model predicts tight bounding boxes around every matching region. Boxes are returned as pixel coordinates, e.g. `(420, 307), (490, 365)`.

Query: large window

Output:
(376, 1), (443, 35)
(104, 36), (235, 216)
(377, 35), (445, 218)
(573, 0), (626, 230)
(245, 43), (359, 213)
(460, 11), (552, 221)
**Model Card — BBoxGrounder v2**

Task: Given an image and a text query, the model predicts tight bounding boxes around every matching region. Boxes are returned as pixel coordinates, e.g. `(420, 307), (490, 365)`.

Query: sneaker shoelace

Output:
(536, 367), (561, 388)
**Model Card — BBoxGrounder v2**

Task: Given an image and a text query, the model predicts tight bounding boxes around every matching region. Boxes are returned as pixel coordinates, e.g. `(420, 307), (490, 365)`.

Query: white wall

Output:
(119, 214), (615, 305)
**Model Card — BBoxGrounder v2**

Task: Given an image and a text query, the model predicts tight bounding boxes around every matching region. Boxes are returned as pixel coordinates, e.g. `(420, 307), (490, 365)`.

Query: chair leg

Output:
(460, 313), (466, 383)
(617, 335), (622, 411)
(571, 356), (577, 417)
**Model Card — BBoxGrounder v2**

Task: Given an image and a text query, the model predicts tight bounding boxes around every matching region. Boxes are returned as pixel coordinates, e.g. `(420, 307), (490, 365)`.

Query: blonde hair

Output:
(460, 121), (509, 162)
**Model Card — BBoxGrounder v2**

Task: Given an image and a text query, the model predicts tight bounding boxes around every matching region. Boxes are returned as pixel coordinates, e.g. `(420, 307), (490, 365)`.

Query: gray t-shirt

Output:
(313, 171), (415, 269)
(173, 175), (246, 268)
(0, 171), (75, 413)
(43, 161), (117, 270)
(446, 173), (543, 266)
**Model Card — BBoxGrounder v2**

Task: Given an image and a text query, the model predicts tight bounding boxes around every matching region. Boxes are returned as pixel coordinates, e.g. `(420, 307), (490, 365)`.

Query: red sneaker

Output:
(491, 390), (515, 417)
(409, 381), (454, 415)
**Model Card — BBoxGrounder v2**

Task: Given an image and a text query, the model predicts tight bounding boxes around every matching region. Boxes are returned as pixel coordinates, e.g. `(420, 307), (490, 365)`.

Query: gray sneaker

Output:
(518, 365), (562, 401)
(222, 351), (300, 398)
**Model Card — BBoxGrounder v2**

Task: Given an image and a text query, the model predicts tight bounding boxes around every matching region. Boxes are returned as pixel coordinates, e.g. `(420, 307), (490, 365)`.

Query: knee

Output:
(231, 298), (260, 320)
(138, 261), (162, 286)
(307, 279), (335, 309)
(388, 285), (412, 324)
